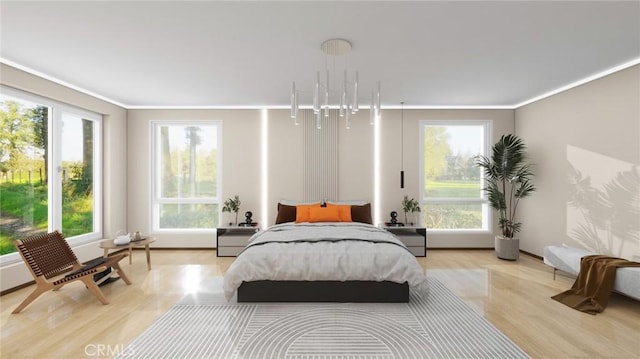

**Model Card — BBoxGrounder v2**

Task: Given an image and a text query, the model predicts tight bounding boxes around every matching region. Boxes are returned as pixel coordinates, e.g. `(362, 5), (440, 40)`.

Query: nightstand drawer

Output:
(395, 235), (424, 247)
(218, 235), (252, 246)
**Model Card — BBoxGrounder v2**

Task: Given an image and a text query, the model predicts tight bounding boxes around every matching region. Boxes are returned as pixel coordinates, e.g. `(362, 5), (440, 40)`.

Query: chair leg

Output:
(112, 263), (132, 285)
(80, 277), (109, 305)
(12, 286), (48, 314)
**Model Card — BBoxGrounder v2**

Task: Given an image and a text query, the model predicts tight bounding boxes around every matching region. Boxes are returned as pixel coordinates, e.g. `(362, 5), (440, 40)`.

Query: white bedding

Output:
(222, 222), (429, 300)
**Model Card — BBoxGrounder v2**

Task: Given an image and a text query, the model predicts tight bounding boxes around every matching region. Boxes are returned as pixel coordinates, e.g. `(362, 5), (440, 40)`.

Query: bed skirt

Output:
(237, 280), (409, 303)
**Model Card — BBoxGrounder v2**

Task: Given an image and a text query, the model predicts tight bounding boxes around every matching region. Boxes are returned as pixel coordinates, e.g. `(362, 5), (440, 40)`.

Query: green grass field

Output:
(0, 181), (93, 254)
(425, 180), (480, 198)
(423, 180), (483, 229)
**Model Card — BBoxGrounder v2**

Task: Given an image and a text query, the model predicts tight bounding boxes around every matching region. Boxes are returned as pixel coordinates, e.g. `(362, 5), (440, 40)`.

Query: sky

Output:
(165, 125), (218, 151)
(446, 125), (484, 156)
(61, 114), (83, 162)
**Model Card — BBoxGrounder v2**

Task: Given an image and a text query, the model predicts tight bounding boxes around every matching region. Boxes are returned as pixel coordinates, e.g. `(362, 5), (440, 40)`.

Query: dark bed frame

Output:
(237, 280), (409, 303)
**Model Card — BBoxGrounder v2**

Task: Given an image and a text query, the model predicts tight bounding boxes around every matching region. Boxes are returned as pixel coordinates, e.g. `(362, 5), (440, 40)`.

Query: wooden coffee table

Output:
(98, 237), (156, 270)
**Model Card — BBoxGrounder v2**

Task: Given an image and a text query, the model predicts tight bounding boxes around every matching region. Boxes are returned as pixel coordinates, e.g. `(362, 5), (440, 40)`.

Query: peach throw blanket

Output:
(551, 255), (640, 314)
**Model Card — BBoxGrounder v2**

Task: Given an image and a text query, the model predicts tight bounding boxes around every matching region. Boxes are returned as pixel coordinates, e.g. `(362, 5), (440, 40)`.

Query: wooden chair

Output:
(12, 231), (131, 314)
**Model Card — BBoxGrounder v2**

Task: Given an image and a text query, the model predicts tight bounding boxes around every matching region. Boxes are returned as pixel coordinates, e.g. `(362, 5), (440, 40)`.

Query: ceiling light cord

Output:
(400, 101), (405, 189)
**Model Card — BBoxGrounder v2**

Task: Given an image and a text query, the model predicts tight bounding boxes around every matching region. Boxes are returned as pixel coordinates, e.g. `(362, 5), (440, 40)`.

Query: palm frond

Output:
(515, 180), (536, 198)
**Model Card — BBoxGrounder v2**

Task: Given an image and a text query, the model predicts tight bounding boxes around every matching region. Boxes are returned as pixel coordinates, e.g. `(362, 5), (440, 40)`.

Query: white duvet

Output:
(222, 222), (429, 300)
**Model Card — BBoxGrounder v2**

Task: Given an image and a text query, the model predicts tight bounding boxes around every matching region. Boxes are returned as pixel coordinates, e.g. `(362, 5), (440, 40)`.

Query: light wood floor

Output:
(1, 249), (638, 358)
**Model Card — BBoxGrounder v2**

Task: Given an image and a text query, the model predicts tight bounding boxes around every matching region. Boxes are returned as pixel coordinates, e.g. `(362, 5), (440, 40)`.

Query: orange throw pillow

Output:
(308, 206), (341, 222)
(295, 203), (321, 223)
(327, 203), (352, 222)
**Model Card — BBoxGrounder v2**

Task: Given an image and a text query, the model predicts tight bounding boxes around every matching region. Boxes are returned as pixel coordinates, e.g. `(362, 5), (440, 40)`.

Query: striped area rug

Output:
(120, 279), (528, 358)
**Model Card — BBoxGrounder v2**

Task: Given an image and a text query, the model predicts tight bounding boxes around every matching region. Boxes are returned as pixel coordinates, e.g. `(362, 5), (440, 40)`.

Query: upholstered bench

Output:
(543, 245), (640, 301)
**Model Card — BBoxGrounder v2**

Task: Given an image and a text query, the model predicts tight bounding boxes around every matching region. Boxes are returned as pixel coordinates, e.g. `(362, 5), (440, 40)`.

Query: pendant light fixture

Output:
(400, 101), (405, 189)
(290, 39), (381, 129)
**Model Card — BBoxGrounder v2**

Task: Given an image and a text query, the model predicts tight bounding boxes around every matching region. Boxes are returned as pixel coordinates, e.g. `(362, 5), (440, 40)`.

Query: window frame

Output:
(418, 119), (492, 233)
(0, 86), (103, 265)
(149, 120), (222, 233)
(53, 103), (103, 240)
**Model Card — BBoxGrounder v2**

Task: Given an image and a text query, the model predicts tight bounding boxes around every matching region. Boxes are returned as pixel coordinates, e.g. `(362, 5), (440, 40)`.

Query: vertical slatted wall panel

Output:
(303, 109), (339, 202)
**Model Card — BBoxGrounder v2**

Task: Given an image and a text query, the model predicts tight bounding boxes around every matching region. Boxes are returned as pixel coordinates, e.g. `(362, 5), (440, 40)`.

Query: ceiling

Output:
(1, 1), (639, 109)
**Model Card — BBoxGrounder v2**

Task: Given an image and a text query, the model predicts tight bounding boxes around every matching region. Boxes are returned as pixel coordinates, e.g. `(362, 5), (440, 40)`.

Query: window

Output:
(151, 122), (221, 231)
(0, 87), (102, 259)
(419, 120), (491, 231)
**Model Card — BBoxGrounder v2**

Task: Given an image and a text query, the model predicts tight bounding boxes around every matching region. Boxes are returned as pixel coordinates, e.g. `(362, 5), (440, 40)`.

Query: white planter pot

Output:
(495, 235), (519, 261)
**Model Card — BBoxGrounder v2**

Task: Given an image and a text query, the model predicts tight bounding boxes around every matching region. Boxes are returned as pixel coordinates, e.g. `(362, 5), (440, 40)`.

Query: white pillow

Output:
(278, 199), (322, 206)
(327, 200), (369, 206)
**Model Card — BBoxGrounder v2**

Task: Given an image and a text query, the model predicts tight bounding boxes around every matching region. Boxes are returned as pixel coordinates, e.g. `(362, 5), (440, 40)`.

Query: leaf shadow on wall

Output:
(566, 162), (639, 260)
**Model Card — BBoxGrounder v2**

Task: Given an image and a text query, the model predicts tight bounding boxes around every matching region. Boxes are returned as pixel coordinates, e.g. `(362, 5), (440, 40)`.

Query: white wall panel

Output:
(303, 110), (339, 202)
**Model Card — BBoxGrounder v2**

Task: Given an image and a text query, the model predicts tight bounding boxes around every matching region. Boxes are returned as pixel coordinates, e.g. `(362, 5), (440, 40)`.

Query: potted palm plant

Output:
(475, 134), (536, 260)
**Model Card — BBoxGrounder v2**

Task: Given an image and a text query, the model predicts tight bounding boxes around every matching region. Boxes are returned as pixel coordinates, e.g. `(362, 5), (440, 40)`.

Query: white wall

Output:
(337, 111), (375, 203)
(0, 64), (128, 292)
(266, 110), (304, 225)
(515, 65), (639, 260)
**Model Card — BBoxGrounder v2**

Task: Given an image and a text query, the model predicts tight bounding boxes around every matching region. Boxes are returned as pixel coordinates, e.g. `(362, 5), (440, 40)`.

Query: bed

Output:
(222, 201), (429, 302)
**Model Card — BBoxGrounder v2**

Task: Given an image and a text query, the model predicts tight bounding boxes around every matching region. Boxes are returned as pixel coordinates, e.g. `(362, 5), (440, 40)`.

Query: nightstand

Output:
(382, 226), (426, 257)
(216, 225), (259, 257)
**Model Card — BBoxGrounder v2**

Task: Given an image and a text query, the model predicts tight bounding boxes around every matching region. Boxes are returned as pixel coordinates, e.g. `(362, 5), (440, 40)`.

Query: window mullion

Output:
(50, 107), (62, 233)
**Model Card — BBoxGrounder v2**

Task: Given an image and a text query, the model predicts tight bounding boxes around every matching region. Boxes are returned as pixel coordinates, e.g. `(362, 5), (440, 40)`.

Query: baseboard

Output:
(427, 248), (543, 261)
(0, 280), (34, 296)
(520, 250), (542, 260)
(426, 247), (493, 250)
